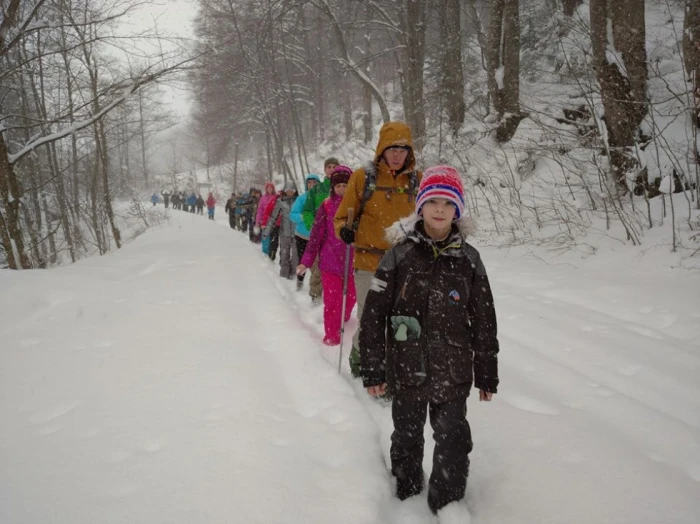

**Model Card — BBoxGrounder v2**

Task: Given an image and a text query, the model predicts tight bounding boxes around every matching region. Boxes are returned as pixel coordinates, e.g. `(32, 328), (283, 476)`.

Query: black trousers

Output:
(294, 236), (308, 282)
(390, 391), (473, 513)
(268, 228), (280, 260)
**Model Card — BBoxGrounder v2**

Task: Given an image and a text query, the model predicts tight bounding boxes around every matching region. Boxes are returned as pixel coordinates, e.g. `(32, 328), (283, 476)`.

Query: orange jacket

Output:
(334, 122), (422, 272)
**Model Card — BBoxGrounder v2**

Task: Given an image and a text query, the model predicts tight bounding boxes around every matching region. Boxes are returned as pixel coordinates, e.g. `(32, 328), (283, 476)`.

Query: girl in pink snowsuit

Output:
(298, 166), (356, 346)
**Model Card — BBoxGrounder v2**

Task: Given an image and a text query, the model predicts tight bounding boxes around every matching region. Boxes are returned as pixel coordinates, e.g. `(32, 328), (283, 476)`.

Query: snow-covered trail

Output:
(2, 209), (700, 524)
(0, 211), (390, 524)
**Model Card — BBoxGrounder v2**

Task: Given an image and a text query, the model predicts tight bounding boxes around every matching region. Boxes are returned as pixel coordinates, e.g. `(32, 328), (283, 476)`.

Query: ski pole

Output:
(338, 208), (354, 373)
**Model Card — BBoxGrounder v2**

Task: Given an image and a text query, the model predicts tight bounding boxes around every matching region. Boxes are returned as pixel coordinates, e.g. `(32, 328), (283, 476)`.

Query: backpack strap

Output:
(352, 162), (377, 231)
(352, 163), (418, 231)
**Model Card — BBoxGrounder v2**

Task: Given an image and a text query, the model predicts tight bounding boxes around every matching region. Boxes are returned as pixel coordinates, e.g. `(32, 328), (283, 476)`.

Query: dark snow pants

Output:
(294, 236), (308, 283)
(390, 390), (473, 514)
(268, 228), (280, 261)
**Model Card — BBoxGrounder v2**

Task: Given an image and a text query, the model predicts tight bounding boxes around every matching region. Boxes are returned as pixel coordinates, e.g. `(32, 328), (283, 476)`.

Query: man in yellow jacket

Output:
(335, 121), (423, 377)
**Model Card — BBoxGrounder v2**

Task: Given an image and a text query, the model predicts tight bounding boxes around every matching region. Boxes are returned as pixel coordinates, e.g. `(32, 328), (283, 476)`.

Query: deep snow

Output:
(1, 207), (699, 524)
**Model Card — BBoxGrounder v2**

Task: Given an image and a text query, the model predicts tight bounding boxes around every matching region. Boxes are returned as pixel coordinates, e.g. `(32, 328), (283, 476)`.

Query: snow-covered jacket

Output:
(359, 214), (499, 403)
(301, 193), (354, 276)
(264, 194), (296, 237)
(255, 183), (276, 225)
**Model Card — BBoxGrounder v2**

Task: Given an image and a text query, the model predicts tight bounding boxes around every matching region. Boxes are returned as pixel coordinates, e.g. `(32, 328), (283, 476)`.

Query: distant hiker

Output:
(187, 192), (197, 213)
(225, 193), (237, 229)
(206, 192), (216, 220)
(196, 194), (205, 215)
(297, 166), (355, 346)
(359, 166), (499, 516)
(161, 190), (171, 208)
(247, 189), (261, 242)
(256, 182), (277, 254)
(150, 193), (159, 206)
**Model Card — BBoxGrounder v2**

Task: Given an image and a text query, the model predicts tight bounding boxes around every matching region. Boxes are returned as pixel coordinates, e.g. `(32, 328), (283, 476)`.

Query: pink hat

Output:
(415, 166), (465, 219)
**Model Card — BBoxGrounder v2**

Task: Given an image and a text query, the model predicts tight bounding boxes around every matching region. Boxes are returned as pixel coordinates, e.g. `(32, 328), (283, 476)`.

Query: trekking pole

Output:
(338, 208), (355, 374)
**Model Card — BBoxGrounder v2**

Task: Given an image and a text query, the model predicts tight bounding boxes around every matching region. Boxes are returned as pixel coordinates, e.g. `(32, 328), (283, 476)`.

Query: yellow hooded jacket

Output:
(334, 121), (423, 272)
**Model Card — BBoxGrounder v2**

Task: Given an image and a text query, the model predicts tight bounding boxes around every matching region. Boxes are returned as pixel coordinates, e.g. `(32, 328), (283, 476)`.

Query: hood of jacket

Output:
(374, 121), (416, 173)
(385, 212), (476, 247)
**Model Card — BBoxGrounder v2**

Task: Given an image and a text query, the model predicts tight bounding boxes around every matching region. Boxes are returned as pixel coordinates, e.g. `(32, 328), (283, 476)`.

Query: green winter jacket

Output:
(302, 177), (331, 230)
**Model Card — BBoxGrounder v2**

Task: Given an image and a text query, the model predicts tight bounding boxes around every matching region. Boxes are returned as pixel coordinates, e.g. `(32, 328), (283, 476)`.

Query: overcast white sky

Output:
(122, 0), (199, 117)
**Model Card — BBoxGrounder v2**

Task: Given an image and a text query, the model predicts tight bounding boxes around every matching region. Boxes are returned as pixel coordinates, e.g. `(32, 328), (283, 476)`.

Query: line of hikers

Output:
(225, 121), (502, 517)
(155, 190), (217, 219)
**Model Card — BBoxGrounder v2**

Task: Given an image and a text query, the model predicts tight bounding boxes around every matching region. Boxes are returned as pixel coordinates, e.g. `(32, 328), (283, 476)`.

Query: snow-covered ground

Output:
(1, 208), (699, 524)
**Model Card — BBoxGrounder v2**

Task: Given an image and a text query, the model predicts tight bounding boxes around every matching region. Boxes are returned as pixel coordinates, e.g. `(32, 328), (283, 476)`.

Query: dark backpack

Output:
(352, 162), (419, 231)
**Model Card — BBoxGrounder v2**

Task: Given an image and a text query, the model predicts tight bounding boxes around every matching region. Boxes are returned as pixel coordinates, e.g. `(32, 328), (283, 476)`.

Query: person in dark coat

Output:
(161, 190), (171, 208)
(359, 166), (499, 516)
(225, 193), (238, 229)
(247, 189), (261, 242)
(196, 194), (205, 215)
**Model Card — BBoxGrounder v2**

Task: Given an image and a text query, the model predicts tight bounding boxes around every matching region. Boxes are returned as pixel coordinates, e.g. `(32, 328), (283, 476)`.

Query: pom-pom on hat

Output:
(330, 165), (353, 190)
(415, 166), (465, 220)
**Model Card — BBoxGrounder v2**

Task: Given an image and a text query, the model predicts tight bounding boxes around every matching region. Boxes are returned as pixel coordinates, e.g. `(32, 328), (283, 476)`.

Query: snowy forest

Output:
(1, 0), (699, 269)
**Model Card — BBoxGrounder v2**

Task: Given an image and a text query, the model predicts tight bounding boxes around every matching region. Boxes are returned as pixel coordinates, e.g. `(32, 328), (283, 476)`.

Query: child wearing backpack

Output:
(359, 166), (499, 516)
(297, 166), (356, 346)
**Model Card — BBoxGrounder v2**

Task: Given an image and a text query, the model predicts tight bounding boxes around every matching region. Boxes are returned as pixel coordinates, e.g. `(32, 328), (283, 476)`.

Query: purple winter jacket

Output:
(301, 193), (354, 276)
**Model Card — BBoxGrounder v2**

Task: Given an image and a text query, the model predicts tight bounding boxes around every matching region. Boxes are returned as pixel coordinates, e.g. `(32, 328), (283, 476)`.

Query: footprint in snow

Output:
(30, 402), (79, 424)
(500, 395), (559, 416)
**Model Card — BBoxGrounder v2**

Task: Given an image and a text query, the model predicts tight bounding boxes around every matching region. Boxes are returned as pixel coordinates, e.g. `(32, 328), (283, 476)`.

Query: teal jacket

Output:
(290, 193), (311, 239)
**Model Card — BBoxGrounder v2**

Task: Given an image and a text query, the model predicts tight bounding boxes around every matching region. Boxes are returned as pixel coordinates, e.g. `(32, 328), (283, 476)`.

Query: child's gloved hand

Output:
(391, 316), (421, 341)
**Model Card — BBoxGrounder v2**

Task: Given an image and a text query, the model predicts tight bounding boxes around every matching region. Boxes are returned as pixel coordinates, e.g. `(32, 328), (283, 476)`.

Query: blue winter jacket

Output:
(290, 193), (310, 239)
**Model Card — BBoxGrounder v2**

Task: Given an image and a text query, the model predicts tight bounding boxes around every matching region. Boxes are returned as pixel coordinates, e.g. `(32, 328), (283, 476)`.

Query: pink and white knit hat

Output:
(415, 166), (465, 219)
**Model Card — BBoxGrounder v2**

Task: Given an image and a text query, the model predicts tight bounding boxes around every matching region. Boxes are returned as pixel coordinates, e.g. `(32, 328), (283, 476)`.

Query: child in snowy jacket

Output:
(359, 166), (499, 515)
(264, 180), (298, 278)
(206, 192), (216, 220)
(297, 166), (356, 346)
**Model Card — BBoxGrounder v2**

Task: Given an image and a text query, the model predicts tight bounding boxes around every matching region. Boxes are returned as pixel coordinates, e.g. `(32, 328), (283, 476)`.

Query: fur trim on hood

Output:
(385, 213), (476, 246)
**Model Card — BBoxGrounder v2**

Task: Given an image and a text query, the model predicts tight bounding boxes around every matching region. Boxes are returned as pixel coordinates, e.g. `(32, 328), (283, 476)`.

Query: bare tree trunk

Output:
(684, 0), (700, 127)
(27, 36), (76, 262)
(87, 75), (121, 250)
(399, 0), (427, 150)
(486, 0), (522, 142)
(439, 0), (465, 136)
(590, 0), (648, 192)
(138, 89), (149, 187)
(486, 0), (505, 117)
(0, 134), (30, 268)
